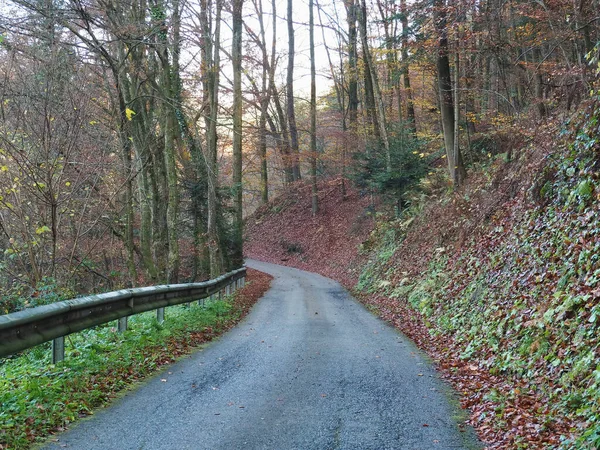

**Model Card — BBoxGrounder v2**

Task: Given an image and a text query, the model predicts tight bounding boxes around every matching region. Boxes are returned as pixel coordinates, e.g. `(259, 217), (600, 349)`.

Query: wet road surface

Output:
(43, 259), (480, 450)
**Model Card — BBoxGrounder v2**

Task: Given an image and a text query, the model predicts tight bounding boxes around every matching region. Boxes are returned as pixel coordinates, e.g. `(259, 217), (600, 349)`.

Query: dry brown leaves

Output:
(245, 177), (374, 288)
(244, 126), (577, 449)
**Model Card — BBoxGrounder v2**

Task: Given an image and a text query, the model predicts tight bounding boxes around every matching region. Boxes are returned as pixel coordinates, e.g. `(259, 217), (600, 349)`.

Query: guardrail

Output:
(0, 267), (246, 363)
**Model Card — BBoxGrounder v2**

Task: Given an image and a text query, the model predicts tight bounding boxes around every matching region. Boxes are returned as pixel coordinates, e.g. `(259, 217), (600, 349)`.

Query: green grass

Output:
(0, 298), (234, 449)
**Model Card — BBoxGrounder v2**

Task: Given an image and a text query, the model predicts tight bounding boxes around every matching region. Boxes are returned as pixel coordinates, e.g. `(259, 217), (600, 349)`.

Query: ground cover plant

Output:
(0, 269), (272, 450)
(347, 103), (600, 448)
(244, 95), (600, 448)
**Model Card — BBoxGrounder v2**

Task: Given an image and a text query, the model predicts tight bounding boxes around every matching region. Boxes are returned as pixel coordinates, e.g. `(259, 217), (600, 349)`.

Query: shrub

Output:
(351, 128), (429, 209)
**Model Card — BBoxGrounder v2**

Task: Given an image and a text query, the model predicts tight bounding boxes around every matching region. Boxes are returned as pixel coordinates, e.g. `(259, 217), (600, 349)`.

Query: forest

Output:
(0, 0), (596, 306)
(1, 0), (600, 447)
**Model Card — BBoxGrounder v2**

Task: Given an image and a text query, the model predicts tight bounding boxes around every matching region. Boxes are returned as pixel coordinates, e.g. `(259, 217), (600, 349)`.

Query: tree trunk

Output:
(156, 1), (180, 284)
(309, 0), (318, 215)
(115, 74), (138, 286)
(400, 0), (416, 134)
(201, 0), (224, 277)
(358, 0), (391, 172)
(434, 0), (465, 187)
(117, 49), (159, 281)
(232, 0), (244, 268)
(287, 0), (301, 182)
(256, 0), (270, 204)
(345, 0), (359, 128)
(267, 0), (292, 185)
(453, 37), (466, 184)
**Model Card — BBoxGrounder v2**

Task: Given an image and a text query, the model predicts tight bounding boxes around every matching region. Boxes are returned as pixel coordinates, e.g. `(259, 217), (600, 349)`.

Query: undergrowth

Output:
(0, 298), (234, 449)
(0, 277), (75, 315)
(355, 96), (600, 448)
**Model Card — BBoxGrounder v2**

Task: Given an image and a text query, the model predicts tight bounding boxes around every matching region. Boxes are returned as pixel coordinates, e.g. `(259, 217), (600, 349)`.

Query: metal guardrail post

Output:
(157, 307), (165, 324)
(52, 337), (65, 363)
(118, 316), (128, 332)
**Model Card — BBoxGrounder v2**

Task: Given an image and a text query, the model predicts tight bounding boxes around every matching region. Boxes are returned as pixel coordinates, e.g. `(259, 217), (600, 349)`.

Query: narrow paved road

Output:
(44, 260), (480, 450)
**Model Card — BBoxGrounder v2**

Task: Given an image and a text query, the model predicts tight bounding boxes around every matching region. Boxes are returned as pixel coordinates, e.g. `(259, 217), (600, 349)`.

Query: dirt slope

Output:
(245, 178), (374, 288)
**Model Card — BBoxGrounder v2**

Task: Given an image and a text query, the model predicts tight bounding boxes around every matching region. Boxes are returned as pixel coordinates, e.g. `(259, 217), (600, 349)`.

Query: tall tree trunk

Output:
(201, 0), (224, 277)
(287, 0), (301, 181)
(434, 0), (465, 187)
(309, 0), (318, 215)
(144, 45), (169, 281)
(256, 0), (270, 204)
(358, 0), (391, 172)
(156, 0), (180, 284)
(271, 82), (294, 184)
(170, 0), (210, 279)
(345, 0), (359, 196)
(268, 0), (292, 185)
(453, 37), (466, 183)
(363, 51), (378, 136)
(115, 74), (138, 286)
(259, 108), (269, 204)
(117, 43), (158, 281)
(400, 0), (416, 134)
(232, 0), (244, 267)
(345, 0), (359, 128)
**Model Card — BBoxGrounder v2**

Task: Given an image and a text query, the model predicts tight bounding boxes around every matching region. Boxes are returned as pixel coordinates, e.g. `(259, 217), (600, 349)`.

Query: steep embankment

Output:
(245, 178), (375, 288)
(245, 101), (600, 449)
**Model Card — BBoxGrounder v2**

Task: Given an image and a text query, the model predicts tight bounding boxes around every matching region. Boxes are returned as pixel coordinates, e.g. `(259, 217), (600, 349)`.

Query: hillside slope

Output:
(245, 178), (375, 288)
(245, 100), (600, 449)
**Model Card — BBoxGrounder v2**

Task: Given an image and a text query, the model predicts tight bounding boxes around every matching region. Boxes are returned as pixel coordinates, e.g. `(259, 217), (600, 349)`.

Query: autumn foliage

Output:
(245, 92), (600, 448)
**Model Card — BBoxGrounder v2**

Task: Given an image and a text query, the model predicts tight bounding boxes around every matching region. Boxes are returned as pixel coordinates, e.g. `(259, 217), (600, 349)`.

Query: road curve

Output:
(43, 259), (480, 450)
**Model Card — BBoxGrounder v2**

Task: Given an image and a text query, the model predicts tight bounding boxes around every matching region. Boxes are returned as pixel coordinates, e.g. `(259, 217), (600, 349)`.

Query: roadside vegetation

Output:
(1, 0), (599, 448)
(352, 105), (600, 448)
(0, 269), (272, 450)
(246, 94), (600, 449)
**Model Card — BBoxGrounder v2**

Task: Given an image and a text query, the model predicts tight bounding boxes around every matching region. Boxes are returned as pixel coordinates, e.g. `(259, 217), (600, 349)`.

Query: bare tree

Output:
(434, 0), (466, 187)
(200, 0), (225, 276)
(309, 0), (318, 215)
(287, 0), (301, 181)
(232, 0), (244, 266)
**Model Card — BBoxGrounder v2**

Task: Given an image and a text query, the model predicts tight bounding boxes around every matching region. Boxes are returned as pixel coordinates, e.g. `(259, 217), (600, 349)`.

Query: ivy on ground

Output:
(355, 98), (600, 449)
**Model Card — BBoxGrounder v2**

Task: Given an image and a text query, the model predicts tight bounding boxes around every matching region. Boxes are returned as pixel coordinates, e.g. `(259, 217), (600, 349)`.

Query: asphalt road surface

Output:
(43, 259), (481, 450)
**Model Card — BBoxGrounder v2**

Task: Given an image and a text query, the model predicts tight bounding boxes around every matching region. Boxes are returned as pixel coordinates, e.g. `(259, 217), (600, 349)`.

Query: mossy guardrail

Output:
(0, 267), (246, 363)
